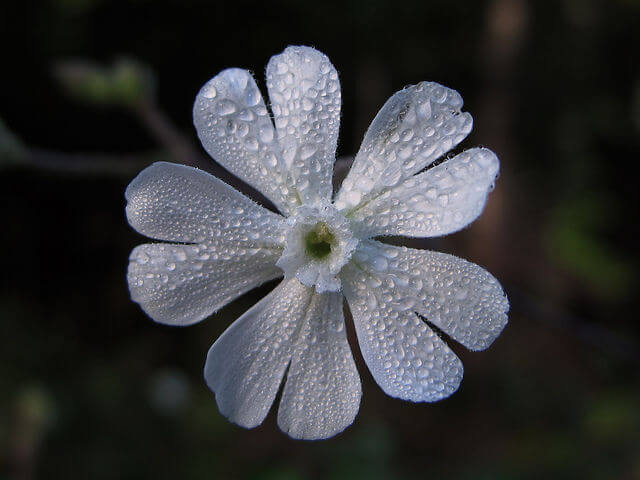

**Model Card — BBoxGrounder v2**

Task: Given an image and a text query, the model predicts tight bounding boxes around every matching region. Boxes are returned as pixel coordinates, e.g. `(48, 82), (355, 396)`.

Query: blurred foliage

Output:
(546, 194), (633, 300)
(54, 58), (155, 108)
(1, 0), (639, 478)
(584, 390), (640, 441)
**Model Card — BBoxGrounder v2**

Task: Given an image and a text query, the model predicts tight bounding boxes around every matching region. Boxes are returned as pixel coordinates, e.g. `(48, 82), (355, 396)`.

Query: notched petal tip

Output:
(202, 279), (311, 432)
(203, 342), (279, 431)
(125, 161), (186, 235)
(125, 161), (178, 202)
(265, 45), (341, 205)
(268, 45), (332, 74)
(126, 242), (206, 327)
(278, 411), (359, 441)
(336, 80), (475, 213)
(193, 68), (258, 119)
(192, 65), (299, 215)
(346, 145), (502, 239)
(374, 333), (464, 404)
(205, 364), (273, 430)
(473, 147), (500, 180)
(276, 290), (361, 440)
(464, 285), (510, 352)
(343, 261), (466, 403)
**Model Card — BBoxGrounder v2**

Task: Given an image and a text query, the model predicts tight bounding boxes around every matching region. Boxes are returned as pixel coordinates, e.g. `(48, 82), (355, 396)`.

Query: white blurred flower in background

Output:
(125, 46), (509, 440)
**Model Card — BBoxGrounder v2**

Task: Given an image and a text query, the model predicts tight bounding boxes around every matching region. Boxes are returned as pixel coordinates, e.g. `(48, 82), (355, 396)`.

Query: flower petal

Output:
(266, 46), (341, 205)
(204, 278), (312, 429)
(193, 69), (298, 214)
(348, 148), (500, 238)
(335, 82), (473, 212)
(342, 259), (463, 402)
(128, 243), (282, 326)
(278, 291), (361, 440)
(353, 240), (509, 351)
(125, 162), (285, 245)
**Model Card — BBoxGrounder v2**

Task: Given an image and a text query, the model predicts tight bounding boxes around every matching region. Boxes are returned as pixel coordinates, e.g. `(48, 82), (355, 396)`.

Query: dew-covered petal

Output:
(204, 278), (336, 430)
(278, 292), (361, 440)
(341, 260), (463, 402)
(266, 46), (341, 205)
(125, 162), (285, 245)
(193, 69), (299, 214)
(335, 82), (473, 212)
(204, 279), (311, 429)
(349, 148), (500, 238)
(128, 243), (282, 326)
(354, 240), (509, 351)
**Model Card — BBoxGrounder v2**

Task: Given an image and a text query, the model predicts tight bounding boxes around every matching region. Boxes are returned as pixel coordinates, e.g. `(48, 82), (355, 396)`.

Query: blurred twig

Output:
(0, 117), (26, 162)
(131, 97), (208, 170)
(54, 57), (210, 170)
(1, 116), (172, 176)
(22, 149), (171, 176)
(1, 58), (214, 176)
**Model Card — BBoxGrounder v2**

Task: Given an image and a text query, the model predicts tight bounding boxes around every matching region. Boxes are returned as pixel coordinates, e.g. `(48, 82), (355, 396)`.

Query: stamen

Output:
(276, 200), (358, 293)
(305, 222), (335, 259)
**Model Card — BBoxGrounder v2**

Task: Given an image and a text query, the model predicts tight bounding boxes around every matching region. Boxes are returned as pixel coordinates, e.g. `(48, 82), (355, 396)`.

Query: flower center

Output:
(276, 201), (359, 293)
(304, 223), (335, 259)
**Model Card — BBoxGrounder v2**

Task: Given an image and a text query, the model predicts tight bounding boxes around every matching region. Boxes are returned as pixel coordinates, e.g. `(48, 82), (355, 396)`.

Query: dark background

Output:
(1, 0), (639, 478)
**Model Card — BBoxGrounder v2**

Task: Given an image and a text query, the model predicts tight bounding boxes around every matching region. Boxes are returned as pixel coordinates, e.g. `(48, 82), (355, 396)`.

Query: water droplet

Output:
(237, 123), (249, 137)
(366, 294), (378, 310)
(299, 143), (317, 160)
(245, 87), (261, 106)
(264, 152), (278, 167)
(237, 109), (255, 122)
(301, 97), (314, 111)
(216, 99), (236, 116)
(244, 136), (259, 151)
(401, 128), (414, 141)
(258, 126), (274, 143)
(371, 256), (388, 272)
(201, 84), (217, 99)
(320, 62), (331, 75)
(283, 146), (297, 164)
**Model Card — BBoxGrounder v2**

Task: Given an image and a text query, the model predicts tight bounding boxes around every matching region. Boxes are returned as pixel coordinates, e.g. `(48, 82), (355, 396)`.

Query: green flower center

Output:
(304, 222), (335, 260)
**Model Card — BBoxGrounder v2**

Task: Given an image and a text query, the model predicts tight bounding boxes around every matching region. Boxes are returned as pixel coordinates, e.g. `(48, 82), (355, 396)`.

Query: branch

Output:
(132, 98), (209, 170)
(11, 149), (169, 177)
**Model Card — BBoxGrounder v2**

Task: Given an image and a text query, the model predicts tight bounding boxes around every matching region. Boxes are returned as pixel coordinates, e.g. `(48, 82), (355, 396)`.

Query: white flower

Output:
(126, 46), (509, 440)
